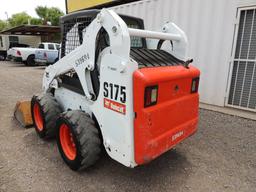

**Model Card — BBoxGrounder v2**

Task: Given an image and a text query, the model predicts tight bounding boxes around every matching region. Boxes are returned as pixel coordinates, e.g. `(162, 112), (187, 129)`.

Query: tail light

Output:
(144, 85), (158, 107)
(191, 77), (200, 93)
(16, 50), (21, 56)
(43, 52), (47, 58)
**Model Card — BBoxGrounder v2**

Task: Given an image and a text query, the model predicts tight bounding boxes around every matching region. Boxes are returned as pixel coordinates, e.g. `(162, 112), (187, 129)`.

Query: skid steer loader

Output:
(31, 9), (200, 170)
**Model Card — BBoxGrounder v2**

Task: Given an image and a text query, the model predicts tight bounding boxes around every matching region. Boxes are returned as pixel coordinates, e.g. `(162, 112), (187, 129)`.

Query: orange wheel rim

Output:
(33, 103), (44, 131)
(60, 124), (77, 160)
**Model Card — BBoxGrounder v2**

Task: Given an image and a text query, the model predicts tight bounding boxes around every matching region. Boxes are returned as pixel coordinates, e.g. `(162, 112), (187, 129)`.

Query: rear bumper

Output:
(13, 56), (22, 62)
(143, 117), (198, 163)
(134, 95), (199, 165)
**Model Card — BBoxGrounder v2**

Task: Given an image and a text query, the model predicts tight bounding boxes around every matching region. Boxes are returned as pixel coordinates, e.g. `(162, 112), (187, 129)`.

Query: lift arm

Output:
(42, 9), (131, 100)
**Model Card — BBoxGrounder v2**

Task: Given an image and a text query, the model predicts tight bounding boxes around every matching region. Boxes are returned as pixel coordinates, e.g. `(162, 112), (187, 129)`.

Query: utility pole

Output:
(5, 12), (9, 20)
(5, 12), (9, 27)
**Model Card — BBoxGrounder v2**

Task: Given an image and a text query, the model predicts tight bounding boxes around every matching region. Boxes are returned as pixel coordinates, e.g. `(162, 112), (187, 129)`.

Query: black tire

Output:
(31, 93), (62, 139)
(26, 55), (35, 66)
(54, 58), (59, 63)
(56, 110), (101, 171)
(0, 55), (6, 61)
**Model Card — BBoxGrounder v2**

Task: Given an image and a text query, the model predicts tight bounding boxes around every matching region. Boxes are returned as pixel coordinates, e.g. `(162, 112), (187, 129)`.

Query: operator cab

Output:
(59, 10), (185, 99)
(60, 9), (146, 58)
(59, 10), (147, 97)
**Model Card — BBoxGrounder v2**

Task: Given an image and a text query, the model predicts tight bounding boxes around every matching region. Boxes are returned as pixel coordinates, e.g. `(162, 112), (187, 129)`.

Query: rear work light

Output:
(16, 50), (21, 56)
(191, 77), (200, 93)
(144, 85), (158, 107)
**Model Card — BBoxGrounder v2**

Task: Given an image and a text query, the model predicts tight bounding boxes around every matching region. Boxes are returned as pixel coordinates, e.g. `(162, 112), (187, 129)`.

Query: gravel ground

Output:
(0, 61), (255, 192)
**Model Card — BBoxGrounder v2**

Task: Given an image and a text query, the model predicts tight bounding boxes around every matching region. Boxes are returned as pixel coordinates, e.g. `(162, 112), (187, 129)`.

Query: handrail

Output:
(128, 28), (181, 41)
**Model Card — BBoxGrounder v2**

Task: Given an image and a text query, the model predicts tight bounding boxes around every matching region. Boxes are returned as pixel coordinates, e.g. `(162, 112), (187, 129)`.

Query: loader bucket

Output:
(14, 100), (33, 128)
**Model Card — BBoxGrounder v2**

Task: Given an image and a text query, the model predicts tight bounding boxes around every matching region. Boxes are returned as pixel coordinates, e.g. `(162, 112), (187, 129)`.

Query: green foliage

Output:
(35, 6), (48, 24)
(47, 7), (64, 26)
(0, 20), (7, 31)
(35, 6), (64, 26)
(30, 18), (43, 25)
(8, 12), (31, 27)
(2, 6), (64, 30)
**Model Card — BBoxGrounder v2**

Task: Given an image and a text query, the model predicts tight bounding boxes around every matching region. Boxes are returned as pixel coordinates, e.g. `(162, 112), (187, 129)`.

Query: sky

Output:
(0, 0), (66, 20)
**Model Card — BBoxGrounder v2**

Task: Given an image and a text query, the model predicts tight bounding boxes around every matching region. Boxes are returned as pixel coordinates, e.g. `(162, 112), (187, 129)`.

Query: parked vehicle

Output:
(0, 34), (40, 61)
(7, 43), (30, 61)
(31, 9), (200, 171)
(12, 42), (60, 66)
(35, 43), (60, 65)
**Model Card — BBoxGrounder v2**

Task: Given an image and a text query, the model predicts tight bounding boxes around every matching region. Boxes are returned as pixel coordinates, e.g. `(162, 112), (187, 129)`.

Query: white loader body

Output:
(39, 9), (196, 168)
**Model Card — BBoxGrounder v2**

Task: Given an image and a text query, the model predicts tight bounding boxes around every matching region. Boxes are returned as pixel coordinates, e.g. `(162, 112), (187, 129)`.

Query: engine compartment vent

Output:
(130, 48), (184, 68)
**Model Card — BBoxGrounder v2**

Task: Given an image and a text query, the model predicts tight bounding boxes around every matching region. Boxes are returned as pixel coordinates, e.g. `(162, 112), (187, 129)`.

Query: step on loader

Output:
(31, 9), (200, 170)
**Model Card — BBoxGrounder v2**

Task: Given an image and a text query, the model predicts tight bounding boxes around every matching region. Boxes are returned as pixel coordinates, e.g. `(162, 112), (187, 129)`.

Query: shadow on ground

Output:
(23, 128), (191, 191)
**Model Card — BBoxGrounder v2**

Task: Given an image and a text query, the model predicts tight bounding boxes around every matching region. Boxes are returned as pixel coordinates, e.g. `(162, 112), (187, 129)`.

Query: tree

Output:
(0, 20), (7, 31)
(48, 7), (64, 26)
(8, 12), (31, 27)
(35, 6), (48, 25)
(35, 6), (64, 26)
(30, 18), (43, 25)
(1, 6), (64, 30)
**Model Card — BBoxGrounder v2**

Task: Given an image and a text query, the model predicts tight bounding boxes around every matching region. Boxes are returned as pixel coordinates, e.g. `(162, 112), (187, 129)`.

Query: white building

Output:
(111, 0), (256, 113)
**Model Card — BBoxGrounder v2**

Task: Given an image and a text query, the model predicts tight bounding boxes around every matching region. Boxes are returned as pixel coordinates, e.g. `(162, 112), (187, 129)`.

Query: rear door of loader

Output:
(133, 50), (200, 165)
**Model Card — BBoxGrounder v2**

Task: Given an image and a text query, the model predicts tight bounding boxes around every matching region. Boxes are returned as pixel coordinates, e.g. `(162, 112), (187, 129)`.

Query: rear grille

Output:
(130, 48), (184, 68)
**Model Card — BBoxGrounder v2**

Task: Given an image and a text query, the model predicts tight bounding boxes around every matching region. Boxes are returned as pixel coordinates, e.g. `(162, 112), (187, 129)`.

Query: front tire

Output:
(56, 110), (101, 171)
(31, 93), (62, 139)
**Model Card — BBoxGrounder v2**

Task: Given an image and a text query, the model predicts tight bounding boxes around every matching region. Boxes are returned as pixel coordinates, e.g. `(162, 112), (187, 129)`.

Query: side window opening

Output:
(90, 28), (109, 98)
(9, 36), (19, 48)
(9, 36), (19, 44)
(56, 44), (60, 50)
(59, 71), (85, 95)
(38, 44), (44, 49)
(125, 21), (144, 48)
(48, 44), (55, 50)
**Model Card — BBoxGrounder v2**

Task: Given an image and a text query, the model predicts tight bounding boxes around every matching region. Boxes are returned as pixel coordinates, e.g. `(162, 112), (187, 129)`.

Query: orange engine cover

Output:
(133, 65), (200, 165)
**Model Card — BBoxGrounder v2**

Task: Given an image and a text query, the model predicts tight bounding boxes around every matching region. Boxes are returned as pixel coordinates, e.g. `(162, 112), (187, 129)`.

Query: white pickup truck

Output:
(10, 42), (60, 66)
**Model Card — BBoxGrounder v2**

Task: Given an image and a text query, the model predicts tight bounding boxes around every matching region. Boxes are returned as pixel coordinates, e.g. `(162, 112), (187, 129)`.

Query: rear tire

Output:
(0, 55), (6, 61)
(56, 110), (101, 171)
(26, 55), (35, 66)
(31, 93), (62, 139)
(54, 58), (59, 63)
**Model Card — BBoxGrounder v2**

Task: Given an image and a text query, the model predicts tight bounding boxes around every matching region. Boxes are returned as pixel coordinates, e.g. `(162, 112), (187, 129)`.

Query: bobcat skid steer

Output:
(31, 9), (200, 171)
